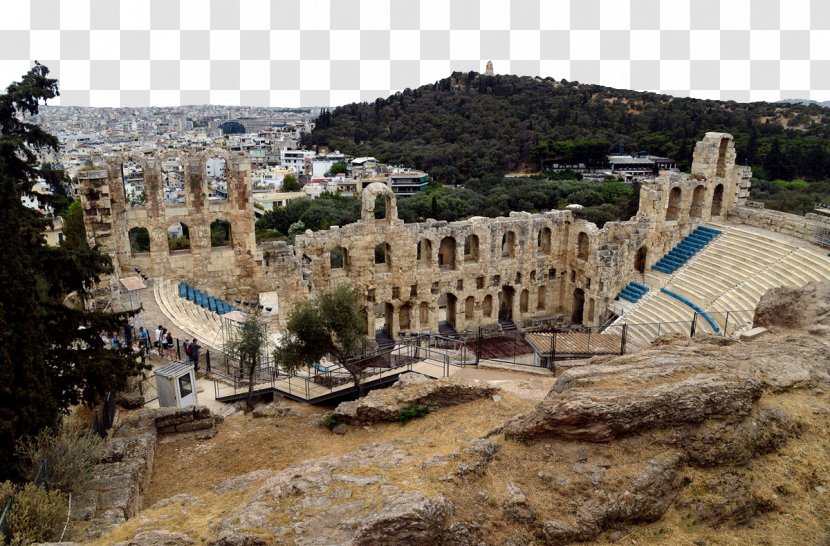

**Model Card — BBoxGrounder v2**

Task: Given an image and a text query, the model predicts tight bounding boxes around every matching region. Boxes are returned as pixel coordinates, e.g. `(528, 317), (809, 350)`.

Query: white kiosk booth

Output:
(155, 361), (198, 408)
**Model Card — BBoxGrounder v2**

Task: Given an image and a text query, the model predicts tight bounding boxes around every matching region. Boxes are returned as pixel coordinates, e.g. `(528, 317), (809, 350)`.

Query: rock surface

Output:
(754, 281), (830, 332)
(505, 374), (761, 442)
(334, 376), (499, 424)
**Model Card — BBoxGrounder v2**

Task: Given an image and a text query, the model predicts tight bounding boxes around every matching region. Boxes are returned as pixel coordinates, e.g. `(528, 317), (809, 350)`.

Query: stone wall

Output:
(728, 206), (824, 244)
(82, 132), (748, 334)
(76, 406), (219, 540)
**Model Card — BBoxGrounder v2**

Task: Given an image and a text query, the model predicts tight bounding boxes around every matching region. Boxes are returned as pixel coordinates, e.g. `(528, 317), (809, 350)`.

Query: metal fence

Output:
(92, 392), (117, 438)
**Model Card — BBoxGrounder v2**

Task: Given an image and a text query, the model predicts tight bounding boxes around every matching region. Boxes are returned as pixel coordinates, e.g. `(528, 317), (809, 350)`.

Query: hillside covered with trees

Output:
(304, 72), (830, 185)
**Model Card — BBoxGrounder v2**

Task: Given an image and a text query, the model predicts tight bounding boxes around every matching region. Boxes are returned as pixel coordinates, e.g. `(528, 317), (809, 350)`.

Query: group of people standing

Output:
(118, 325), (203, 371)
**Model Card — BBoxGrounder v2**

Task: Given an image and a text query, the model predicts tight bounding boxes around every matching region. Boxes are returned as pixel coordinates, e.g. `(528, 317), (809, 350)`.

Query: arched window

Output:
(464, 234), (479, 262)
(438, 237), (457, 270)
(572, 288), (585, 324)
(374, 242), (391, 269)
(373, 195), (387, 220)
(716, 137), (729, 178)
(330, 246), (349, 270)
(465, 296), (475, 320)
(635, 246), (648, 274)
(128, 227), (150, 255)
(210, 219), (232, 247)
(162, 156), (185, 206)
(666, 187), (682, 221)
(206, 155), (228, 202)
(577, 232), (590, 260)
(417, 239), (432, 268)
(501, 231), (516, 258)
(123, 160), (145, 208)
(690, 185), (706, 219)
(537, 286), (547, 311)
(537, 227), (551, 253)
(482, 295), (493, 318)
(711, 184), (724, 216)
(167, 222), (190, 251)
(520, 289), (529, 314)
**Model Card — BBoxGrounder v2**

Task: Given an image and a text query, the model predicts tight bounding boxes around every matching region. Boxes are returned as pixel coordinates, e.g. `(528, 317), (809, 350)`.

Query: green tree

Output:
(224, 308), (270, 411)
(0, 64), (148, 481)
(281, 173), (301, 191)
(59, 200), (88, 251)
(275, 284), (367, 394)
(325, 161), (348, 176)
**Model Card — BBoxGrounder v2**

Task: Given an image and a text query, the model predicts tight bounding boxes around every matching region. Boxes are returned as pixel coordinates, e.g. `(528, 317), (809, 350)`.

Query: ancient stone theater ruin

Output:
(80, 133), (830, 353)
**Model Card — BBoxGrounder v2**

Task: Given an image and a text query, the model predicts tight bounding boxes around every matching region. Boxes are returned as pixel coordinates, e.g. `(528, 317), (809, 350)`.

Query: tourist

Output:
(123, 324), (133, 350)
(138, 326), (150, 351)
(189, 339), (201, 371)
(109, 332), (121, 352)
(165, 330), (174, 359)
(155, 325), (163, 356)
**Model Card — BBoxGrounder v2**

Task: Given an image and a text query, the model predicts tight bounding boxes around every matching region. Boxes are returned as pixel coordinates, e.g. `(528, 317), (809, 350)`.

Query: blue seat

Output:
(178, 281), (187, 298)
(208, 296), (216, 312)
(187, 286), (195, 301)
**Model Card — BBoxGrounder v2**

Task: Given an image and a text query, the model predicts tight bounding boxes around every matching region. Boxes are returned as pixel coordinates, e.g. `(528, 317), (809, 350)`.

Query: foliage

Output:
(167, 235), (190, 251)
(0, 482), (67, 545)
(15, 417), (103, 494)
(59, 200), (88, 251)
(210, 219), (231, 246)
(306, 72), (830, 184)
(275, 284), (367, 393)
(254, 228), (284, 242)
(129, 227), (150, 253)
(219, 121), (245, 135)
(325, 161), (349, 176)
(397, 403), (430, 425)
(224, 307), (270, 411)
(255, 192), (361, 234)
(281, 173), (301, 192)
(321, 412), (339, 431)
(0, 64), (148, 482)
(749, 178), (830, 215)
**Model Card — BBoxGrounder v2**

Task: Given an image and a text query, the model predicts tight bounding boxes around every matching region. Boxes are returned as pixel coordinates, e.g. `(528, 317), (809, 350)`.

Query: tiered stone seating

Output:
(153, 279), (225, 350)
(616, 281), (649, 303)
(611, 226), (830, 346)
(652, 226), (721, 274)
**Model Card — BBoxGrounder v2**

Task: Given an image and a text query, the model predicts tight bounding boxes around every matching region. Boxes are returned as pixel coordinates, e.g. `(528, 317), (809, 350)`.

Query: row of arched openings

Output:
(122, 155), (229, 209)
(666, 184), (724, 221)
(329, 228), (591, 270)
(127, 220), (232, 255)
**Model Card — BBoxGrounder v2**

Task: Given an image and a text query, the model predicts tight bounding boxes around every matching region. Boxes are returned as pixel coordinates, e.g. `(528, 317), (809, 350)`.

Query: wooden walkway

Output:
(525, 331), (623, 357)
(214, 358), (453, 404)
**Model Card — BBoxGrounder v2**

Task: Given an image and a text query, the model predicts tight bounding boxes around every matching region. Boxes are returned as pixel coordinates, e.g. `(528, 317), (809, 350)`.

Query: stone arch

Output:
(399, 303), (412, 330)
(498, 286), (515, 321)
(361, 182), (398, 224)
(417, 238), (432, 268)
(438, 237), (457, 270)
(464, 296), (475, 320)
(113, 153), (154, 209)
(666, 187), (682, 221)
(445, 293), (458, 328)
(520, 289), (529, 314)
(159, 152), (186, 206)
(537, 286), (547, 311)
(464, 234), (479, 262)
(635, 245), (648, 274)
(330, 245), (349, 270)
(210, 219), (232, 247)
(128, 226), (150, 255)
(537, 227), (551, 253)
(690, 185), (706, 219)
(577, 232), (590, 261)
(501, 230), (516, 258)
(374, 242), (391, 270)
(716, 137), (729, 178)
(572, 288), (585, 324)
(711, 183), (724, 216)
(483, 295), (493, 318)
(167, 221), (191, 251)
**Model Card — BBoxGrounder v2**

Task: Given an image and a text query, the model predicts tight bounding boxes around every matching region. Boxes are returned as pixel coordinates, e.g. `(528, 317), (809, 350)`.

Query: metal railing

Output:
(92, 392), (117, 438)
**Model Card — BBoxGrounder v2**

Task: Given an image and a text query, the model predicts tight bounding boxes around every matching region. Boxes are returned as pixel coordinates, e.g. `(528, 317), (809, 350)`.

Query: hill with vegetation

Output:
(304, 72), (830, 185)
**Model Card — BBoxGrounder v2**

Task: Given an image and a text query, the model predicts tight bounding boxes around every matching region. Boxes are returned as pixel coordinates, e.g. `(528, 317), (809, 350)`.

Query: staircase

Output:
(652, 226), (721, 274)
(499, 319), (518, 333)
(616, 281), (650, 303)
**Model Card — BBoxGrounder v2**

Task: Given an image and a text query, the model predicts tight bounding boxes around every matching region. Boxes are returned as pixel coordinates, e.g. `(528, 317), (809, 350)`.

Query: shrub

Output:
(397, 403), (430, 425)
(321, 412), (339, 431)
(1, 482), (67, 546)
(16, 417), (104, 495)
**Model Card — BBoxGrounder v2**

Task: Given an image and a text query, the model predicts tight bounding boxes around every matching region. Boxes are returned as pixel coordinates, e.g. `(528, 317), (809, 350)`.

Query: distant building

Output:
(390, 171), (430, 196)
(281, 149), (315, 175)
(485, 61), (494, 76)
(252, 191), (307, 213)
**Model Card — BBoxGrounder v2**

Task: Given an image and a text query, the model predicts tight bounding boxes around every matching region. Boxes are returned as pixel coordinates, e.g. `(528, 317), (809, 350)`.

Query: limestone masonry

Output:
(81, 133), (755, 336)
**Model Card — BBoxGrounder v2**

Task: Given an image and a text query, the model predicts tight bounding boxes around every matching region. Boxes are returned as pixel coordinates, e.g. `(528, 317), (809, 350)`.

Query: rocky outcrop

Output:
(208, 443), (451, 546)
(754, 281), (830, 333)
(334, 374), (499, 425)
(505, 375), (761, 442)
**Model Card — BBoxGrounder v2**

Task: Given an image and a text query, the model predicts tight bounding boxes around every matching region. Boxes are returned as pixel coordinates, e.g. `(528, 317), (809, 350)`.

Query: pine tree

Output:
(0, 64), (148, 481)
